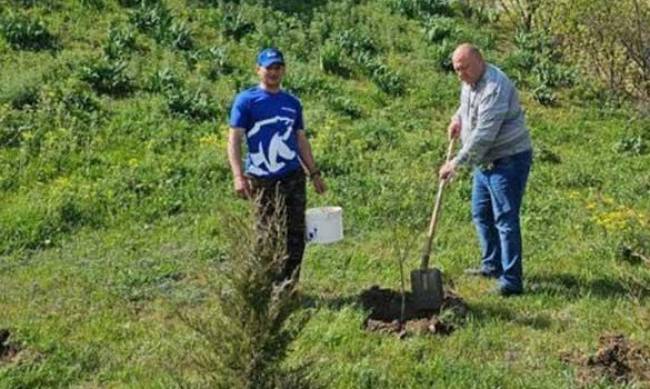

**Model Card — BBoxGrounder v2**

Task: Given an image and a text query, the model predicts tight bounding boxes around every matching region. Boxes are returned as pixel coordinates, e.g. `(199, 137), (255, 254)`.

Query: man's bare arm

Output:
(227, 128), (251, 198)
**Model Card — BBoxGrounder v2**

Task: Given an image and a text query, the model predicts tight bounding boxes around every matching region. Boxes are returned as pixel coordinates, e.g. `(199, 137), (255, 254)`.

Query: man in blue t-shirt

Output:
(227, 47), (326, 281)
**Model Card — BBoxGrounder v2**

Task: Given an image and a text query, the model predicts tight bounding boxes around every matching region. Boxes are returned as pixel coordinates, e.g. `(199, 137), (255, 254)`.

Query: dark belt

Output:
(247, 168), (305, 187)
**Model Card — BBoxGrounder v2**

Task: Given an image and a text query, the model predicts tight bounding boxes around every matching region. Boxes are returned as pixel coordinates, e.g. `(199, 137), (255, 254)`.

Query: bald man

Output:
(439, 44), (533, 296)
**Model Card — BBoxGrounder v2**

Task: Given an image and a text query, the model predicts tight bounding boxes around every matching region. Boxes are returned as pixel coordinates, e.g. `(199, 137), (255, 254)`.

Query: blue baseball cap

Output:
(257, 48), (285, 68)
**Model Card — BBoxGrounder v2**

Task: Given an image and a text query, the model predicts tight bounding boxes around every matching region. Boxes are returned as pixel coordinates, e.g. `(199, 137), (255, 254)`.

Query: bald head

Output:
(452, 44), (485, 85)
(453, 44), (483, 62)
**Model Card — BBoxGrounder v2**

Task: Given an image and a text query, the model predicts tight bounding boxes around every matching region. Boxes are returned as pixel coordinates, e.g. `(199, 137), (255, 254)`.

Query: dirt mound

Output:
(0, 329), (19, 364)
(359, 285), (468, 337)
(562, 333), (650, 386)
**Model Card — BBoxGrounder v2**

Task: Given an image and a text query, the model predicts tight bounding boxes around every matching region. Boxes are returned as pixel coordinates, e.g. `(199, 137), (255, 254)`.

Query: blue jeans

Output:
(471, 150), (532, 292)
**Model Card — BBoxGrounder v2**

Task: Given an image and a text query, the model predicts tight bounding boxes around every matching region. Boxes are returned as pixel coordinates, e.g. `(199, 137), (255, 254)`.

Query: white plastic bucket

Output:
(305, 206), (343, 244)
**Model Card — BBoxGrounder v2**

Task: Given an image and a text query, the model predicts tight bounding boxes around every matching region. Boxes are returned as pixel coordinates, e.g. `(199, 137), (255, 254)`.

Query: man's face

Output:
(257, 63), (285, 88)
(452, 52), (483, 85)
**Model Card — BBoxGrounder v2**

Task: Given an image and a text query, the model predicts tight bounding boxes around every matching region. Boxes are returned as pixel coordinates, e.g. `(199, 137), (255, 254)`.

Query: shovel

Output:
(410, 138), (455, 312)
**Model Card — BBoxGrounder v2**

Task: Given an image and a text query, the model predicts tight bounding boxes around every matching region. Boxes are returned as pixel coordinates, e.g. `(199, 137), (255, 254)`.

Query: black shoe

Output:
(464, 268), (499, 279)
(490, 285), (523, 297)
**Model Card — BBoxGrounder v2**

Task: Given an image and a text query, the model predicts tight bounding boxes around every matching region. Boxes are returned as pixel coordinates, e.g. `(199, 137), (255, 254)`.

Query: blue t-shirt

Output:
(229, 87), (304, 179)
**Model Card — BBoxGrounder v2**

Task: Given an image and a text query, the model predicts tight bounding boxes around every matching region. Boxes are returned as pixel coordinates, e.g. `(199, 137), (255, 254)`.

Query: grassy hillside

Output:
(1, 0), (649, 387)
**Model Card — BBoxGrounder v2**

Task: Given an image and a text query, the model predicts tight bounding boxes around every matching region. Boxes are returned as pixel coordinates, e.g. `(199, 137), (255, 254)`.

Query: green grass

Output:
(1, 0), (649, 387)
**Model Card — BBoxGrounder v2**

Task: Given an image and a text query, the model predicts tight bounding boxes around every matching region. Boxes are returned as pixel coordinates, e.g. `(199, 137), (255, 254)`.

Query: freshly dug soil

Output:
(561, 333), (650, 386)
(359, 285), (468, 337)
(0, 329), (19, 363)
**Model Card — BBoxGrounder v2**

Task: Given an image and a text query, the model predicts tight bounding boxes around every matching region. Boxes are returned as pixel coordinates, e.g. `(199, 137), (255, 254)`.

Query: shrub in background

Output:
(0, 73), (41, 110)
(493, 0), (543, 33)
(79, 59), (134, 97)
(80, 0), (105, 9)
(180, 49), (202, 70)
(512, 30), (559, 69)
(205, 46), (236, 81)
(130, 0), (194, 50)
(1, 77), (99, 155)
(262, 0), (327, 21)
(328, 96), (362, 119)
(42, 79), (102, 121)
(119, 0), (162, 7)
(0, 176), (102, 255)
(0, 104), (34, 148)
(424, 18), (496, 73)
(452, 0), (500, 24)
(168, 22), (193, 51)
(145, 66), (218, 121)
(166, 88), (217, 122)
(328, 29), (405, 95)
(502, 29), (575, 106)
(430, 39), (455, 72)
(335, 28), (378, 57)
(423, 16), (456, 43)
(284, 70), (330, 97)
(0, 14), (58, 51)
(130, 1), (172, 37)
(221, 5), (256, 42)
(9, 0), (40, 7)
(386, 0), (453, 20)
(98, 157), (190, 222)
(319, 42), (350, 78)
(532, 84), (556, 107)
(368, 63), (405, 96)
(147, 67), (183, 93)
(103, 25), (137, 60)
(354, 118), (402, 151)
(549, 0), (649, 103)
(616, 229), (650, 268)
(614, 135), (647, 156)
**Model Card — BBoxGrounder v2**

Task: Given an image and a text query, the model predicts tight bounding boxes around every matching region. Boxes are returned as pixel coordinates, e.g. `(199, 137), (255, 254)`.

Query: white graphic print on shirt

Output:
(247, 116), (296, 176)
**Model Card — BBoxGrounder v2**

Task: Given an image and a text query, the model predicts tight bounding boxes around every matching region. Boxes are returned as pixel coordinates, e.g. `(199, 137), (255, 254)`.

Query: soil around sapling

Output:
(0, 329), (20, 364)
(360, 285), (469, 337)
(561, 333), (650, 386)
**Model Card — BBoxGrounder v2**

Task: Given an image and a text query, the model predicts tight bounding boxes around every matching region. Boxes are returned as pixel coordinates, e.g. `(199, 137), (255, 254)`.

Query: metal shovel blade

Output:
(410, 268), (444, 311)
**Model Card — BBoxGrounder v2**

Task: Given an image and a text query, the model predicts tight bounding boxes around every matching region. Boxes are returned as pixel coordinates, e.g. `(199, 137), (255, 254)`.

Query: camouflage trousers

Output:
(249, 169), (307, 281)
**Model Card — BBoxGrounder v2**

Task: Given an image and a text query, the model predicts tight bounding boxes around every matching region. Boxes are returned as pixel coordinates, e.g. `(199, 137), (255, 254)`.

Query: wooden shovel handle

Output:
(421, 138), (456, 269)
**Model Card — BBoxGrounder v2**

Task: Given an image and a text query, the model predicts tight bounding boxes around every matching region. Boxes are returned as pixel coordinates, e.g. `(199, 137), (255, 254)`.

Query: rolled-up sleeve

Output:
(453, 84), (509, 166)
